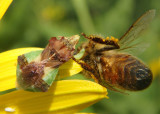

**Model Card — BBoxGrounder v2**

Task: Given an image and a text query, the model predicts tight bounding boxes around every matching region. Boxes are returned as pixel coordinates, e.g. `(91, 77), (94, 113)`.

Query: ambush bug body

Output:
(17, 35), (80, 92)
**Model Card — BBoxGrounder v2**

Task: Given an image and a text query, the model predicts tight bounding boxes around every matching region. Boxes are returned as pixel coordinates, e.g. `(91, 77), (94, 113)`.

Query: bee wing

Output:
(118, 10), (156, 50)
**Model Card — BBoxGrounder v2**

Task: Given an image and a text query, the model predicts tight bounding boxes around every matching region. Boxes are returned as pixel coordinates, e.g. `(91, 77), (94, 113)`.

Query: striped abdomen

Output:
(99, 54), (152, 91)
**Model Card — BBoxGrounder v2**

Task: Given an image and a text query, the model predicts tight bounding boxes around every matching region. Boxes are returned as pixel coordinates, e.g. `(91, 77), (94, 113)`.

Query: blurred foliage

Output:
(0, 0), (160, 114)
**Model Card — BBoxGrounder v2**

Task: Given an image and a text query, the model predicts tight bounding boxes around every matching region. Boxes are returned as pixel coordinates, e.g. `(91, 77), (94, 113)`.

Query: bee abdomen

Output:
(120, 59), (152, 91)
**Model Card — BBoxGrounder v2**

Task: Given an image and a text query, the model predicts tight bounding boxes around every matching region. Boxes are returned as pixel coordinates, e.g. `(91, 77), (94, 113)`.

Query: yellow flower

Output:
(0, 1), (108, 113)
(0, 48), (108, 113)
(150, 58), (160, 78)
(0, 0), (13, 20)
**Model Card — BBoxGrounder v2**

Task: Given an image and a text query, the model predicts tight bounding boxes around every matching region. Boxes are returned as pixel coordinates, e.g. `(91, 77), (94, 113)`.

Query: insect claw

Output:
(81, 33), (87, 38)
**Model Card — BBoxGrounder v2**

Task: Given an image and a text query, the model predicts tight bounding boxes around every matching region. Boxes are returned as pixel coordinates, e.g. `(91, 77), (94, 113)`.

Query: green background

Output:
(0, 0), (160, 114)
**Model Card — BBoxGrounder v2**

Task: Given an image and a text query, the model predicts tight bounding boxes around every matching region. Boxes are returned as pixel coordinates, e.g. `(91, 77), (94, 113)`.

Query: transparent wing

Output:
(118, 10), (156, 50)
(117, 42), (150, 56)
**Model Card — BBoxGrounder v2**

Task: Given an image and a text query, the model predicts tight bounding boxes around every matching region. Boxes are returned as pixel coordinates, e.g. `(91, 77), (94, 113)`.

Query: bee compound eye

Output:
(134, 67), (153, 90)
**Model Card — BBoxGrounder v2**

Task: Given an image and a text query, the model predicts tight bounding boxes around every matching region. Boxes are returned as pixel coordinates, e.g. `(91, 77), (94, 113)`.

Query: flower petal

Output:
(0, 0), (13, 20)
(0, 80), (108, 114)
(58, 59), (83, 79)
(150, 58), (160, 78)
(0, 48), (42, 91)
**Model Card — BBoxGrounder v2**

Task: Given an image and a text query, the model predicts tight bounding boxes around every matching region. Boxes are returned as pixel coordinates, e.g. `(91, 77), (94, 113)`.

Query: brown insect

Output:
(73, 10), (155, 93)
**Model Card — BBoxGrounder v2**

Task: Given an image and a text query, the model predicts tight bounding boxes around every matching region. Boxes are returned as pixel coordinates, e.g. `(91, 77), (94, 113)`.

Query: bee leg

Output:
(72, 57), (99, 83)
(90, 73), (99, 83)
(96, 45), (118, 53)
(72, 57), (94, 73)
(81, 33), (120, 49)
(102, 82), (129, 95)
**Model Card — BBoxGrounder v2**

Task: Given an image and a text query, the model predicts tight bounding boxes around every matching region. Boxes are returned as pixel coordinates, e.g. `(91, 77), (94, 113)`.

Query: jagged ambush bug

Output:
(73, 10), (155, 93)
(16, 35), (80, 92)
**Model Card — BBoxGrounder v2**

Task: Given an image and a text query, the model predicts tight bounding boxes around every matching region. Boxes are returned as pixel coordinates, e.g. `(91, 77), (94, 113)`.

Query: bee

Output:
(73, 10), (155, 93)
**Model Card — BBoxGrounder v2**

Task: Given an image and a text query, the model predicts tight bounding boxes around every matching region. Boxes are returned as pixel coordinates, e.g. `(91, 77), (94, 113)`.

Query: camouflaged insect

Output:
(16, 35), (80, 92)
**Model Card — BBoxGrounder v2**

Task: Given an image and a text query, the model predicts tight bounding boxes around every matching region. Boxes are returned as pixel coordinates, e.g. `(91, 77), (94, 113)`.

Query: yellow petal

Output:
(58, 59), (83, 79)
(0, 80), (108, 114)
(0, 0), (13, 20)
(76, 113), (96, 114)
(150, 58), (160, 78)
(0, 48), (42, 91)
